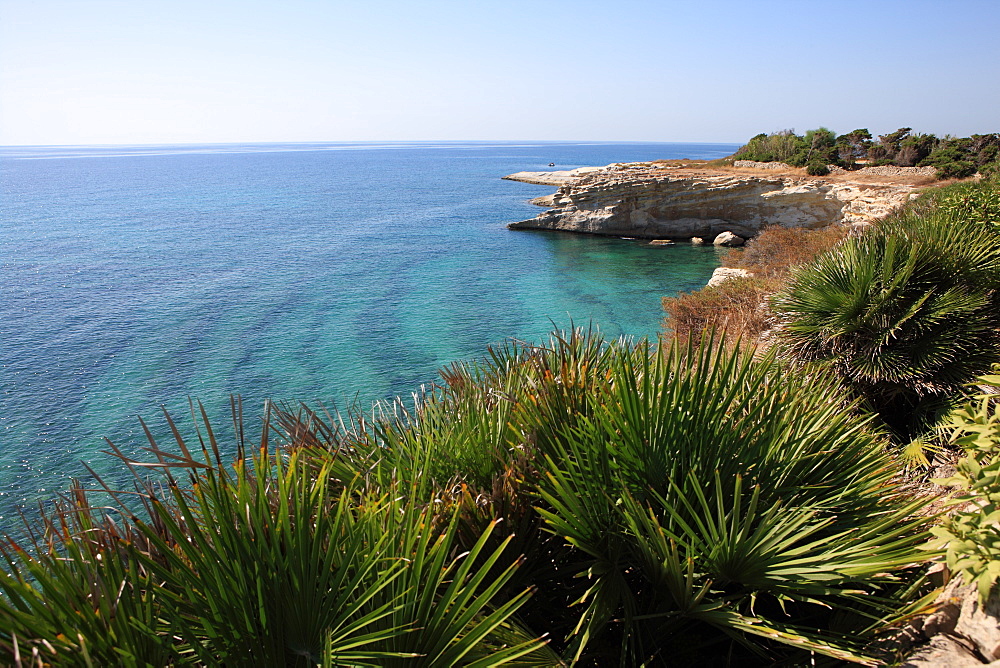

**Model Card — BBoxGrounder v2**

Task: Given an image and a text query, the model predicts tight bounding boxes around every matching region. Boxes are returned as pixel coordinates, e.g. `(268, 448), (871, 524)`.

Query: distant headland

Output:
(504, 127), (999, 242)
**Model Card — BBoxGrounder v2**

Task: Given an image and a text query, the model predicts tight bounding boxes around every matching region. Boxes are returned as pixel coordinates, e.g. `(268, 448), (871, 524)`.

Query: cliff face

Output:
(505, 164), (917, 239)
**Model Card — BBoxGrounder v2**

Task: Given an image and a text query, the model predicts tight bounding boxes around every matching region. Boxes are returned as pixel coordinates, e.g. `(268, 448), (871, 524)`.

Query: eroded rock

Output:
(706, 267), (752, 288)
(505, 163), (917, 239)
(713, 231), (745, 247)
(903, 577), (1000, 667)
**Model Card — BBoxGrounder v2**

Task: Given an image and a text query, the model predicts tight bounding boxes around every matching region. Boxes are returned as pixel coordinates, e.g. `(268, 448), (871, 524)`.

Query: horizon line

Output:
(0, 138), (744, 149)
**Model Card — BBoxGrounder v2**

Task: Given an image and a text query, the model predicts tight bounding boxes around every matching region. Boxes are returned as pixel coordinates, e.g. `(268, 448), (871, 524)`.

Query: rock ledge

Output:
(505, 163), (919, 239)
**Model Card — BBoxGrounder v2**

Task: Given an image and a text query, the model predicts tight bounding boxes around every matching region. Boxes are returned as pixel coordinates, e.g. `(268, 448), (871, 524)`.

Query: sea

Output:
(0, 140), (739, 524)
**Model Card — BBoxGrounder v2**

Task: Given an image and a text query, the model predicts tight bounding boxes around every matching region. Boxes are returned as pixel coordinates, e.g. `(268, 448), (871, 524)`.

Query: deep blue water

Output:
(0, 141), (738, 521)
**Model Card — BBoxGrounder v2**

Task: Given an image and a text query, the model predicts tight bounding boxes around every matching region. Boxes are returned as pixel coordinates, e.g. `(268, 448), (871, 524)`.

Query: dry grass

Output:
(662, 277), (776, 348)
(729, 225), (850, 279)
(645, 160), (958, 189)
(650, 158), (710, 167)
(824, 172), (942, 187)
(662, 225), (850, 348)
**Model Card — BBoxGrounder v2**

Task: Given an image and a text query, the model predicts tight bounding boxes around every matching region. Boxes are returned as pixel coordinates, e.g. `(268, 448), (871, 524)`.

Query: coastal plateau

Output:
(505, 162), (924, 239)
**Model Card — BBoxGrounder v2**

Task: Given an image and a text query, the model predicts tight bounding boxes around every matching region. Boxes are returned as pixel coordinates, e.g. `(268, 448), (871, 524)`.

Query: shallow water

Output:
(0, 141), (737, 517)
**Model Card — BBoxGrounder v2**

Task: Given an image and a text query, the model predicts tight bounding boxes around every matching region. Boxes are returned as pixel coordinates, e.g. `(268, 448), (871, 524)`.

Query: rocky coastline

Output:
(504, 162), (922, 240)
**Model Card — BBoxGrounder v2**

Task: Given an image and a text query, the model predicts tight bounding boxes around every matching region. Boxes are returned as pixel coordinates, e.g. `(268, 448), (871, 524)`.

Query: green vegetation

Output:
(732, 126), (1000, 178)
(919, 176), (1000, 228)
(6, 160), (1000, 667)
(931, 369), (1000, 602)
(730, 129), (801, 164)
(0, 434), (545, 667)
(664, 175), (1000, 444)
(732, 127), (839, 168)
(658, 172), (1000, 662)
(1, 332), (936, 666)
(772, 209), (1000, 439)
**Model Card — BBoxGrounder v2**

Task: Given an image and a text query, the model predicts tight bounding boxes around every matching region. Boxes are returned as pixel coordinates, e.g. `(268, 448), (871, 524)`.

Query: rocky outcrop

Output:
(504, 166), (608, 187)
(713, 231), (745, 247)
(706, 267), (752, 288)
(733, 160), (793, 170)
(857, 165), (938, 178)
(505, 163), (918, 239)
(901, 578), (1000, 667)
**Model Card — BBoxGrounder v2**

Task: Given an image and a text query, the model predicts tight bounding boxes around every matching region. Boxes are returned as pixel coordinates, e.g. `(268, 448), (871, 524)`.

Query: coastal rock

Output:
(902, 636), (988, 668)
(502, 165), (610, 187)
(690, 237), (705, 245)
(713, 231), (744, 247)
(706, 267), (752, 288)
(857, 165), (938, 178)
(733, 160), (793, 170)
(903, 578), (1000, 667)
(649, 239), (675, 245)
(505, 163), (916, 239)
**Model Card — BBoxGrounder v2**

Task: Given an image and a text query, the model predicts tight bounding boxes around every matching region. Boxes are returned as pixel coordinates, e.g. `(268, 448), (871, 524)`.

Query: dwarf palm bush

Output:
(527, 338), (930, 665)
(275, 330), (933, 665)
(0, 406), (544, 666)
(2, 331), (933, 666)
(0, 483), (175, 666)
(772, 211), (1000, 437)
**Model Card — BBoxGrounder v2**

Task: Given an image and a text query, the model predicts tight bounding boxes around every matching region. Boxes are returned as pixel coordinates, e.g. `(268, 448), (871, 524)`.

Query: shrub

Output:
(807, 161), (830, 176)
(772, 211), (1000, 438)
(732, 130), (803, 163)
(421, 332), (933, 664)
(1, 331), (936, 666)
(662, 226), (849, 347)
(931, 368), (1000, 602)
(935, 160), (977, 179)
(0, 425), (544, 666)
(836, 128), (873, 167)
(870, 127), (914, 164)
(662, 277), (773, 347)
(969, 134), (1000, 166)
(730, 225), (849, 279)
(526, 335), (931, 665)
(896, 133), (937, 167)
(790, 127), (840, 167)
(920, 136), (1000, 180)
(922, 178), (1000, 229)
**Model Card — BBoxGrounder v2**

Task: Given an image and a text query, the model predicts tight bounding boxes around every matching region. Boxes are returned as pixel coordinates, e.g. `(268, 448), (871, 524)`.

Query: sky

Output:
(1, 0), (998, 146)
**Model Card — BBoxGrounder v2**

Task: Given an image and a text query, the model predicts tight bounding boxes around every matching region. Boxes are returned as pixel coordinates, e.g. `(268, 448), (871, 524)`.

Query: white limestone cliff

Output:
(505, 163), (918, 239)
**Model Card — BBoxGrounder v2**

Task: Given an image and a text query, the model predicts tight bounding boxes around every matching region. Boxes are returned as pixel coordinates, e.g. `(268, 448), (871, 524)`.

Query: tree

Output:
(836, 128), (873, 166)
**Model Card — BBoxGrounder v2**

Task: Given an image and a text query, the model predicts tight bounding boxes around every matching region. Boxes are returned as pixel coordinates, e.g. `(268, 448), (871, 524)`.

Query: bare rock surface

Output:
(706, 267), (752, 287)
(902, 578), (1000, 667)
(713, 231), (745, 247)
(732, 160), (793, 170)
(502, 166), (610, 187)
(857, 165), (938, 178)
(505, 163), (918, 239)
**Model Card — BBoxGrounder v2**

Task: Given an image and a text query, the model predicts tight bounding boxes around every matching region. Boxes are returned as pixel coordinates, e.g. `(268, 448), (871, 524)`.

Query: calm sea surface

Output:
(0, 141), (738, 520)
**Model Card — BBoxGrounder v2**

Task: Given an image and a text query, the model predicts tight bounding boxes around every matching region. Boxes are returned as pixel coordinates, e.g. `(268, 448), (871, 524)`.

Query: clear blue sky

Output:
(1, 0), (998, 145)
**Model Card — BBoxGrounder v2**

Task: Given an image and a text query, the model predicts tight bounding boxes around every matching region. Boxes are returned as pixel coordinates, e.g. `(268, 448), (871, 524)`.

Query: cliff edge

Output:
(505, 162), (922, 239)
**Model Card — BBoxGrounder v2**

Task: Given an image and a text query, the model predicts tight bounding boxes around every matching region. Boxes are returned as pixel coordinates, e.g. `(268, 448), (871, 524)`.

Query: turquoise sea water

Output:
(0, 141), (738, 519)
